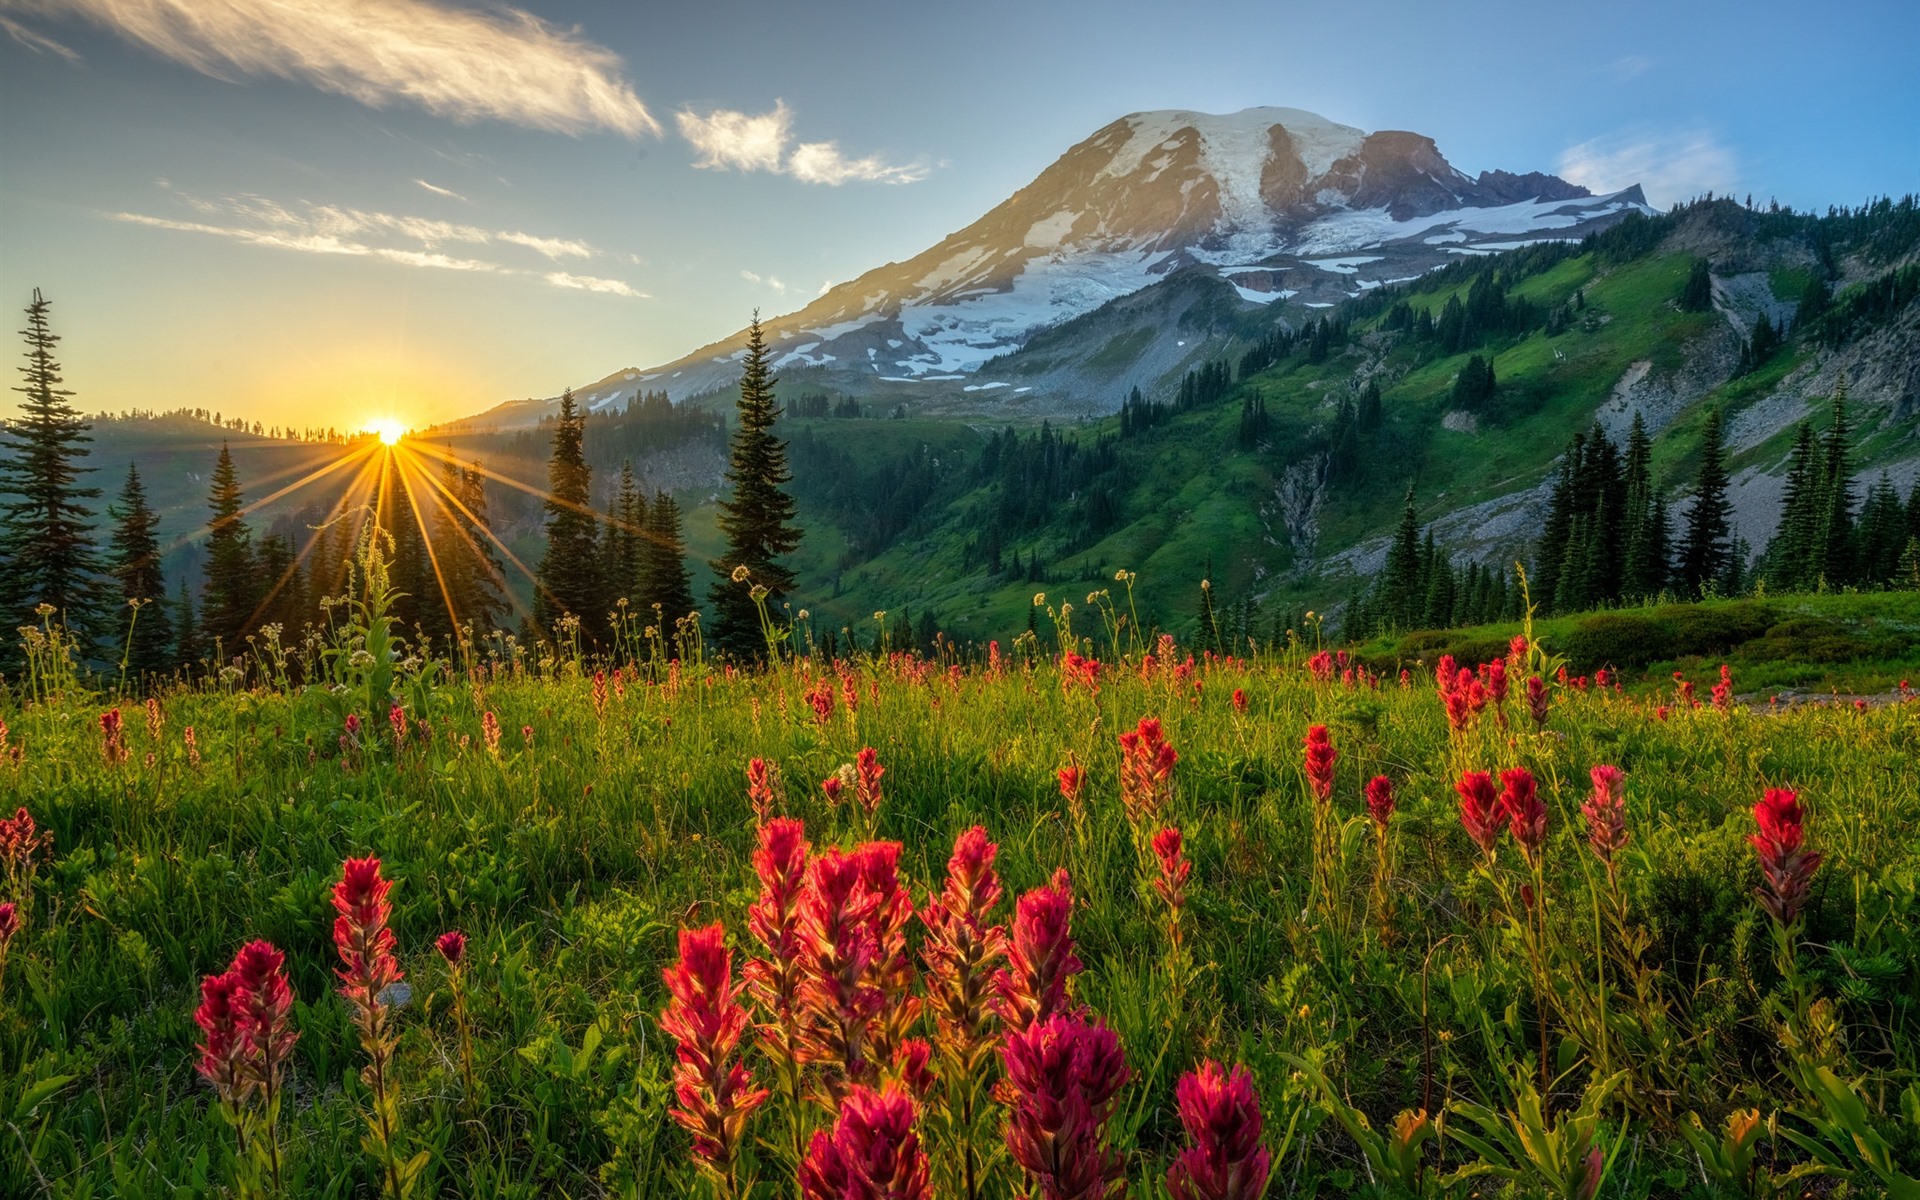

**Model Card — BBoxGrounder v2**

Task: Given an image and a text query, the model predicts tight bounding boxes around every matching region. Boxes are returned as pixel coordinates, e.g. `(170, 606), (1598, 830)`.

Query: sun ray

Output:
(404, 438), (661, 543)
(160, 441), (380, 560)
(389, 448), (461, 640)
(398, 443), (558, 626)
(237, 446), (386, 634)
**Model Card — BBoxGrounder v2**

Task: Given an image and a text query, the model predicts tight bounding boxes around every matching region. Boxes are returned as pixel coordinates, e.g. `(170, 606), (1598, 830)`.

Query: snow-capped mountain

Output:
(498, 107), (1651, 422)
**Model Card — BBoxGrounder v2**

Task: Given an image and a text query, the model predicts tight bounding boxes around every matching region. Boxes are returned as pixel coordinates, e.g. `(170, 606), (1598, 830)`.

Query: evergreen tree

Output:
(1621, 412), (1664, 599)
(1421, 556), (1456, 629)
(200, 443), (259, 655)
(607, 460), (647, 606)
(173, 579), (202, 673)
(1534, 433), (1585, 609)
(641, 490), (697, 627)
(1452, 354), (1497, 412)
(1765, 422), (1822, 591)
(1378, 485), (1424, 630)
(106, 462), (175, 678)
(533, 388), (604, 642)
(709, 315), (804, 658)
(0, 287), (104, 646)
(1677, 409), (1733, 597)
(1679, 258), (1714, 311)
(1856, 474), (1907, 586)
(429, 459), (507, 644)
(1815, 377), (1855, 586)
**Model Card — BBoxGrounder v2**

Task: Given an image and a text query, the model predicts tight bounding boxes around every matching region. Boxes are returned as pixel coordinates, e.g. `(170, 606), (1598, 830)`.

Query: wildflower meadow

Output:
(0, 585), (1917, 1199)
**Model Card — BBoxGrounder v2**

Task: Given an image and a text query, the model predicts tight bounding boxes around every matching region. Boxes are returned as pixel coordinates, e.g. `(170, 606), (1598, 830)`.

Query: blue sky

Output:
(1, 0), (1915, 428)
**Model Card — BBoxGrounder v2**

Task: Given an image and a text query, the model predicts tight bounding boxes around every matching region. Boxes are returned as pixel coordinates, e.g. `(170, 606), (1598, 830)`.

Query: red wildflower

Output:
(1001, 1013), (1130, 1200)
(1118, 717), (1177, 829)
(193, 969), (249, 1104)
(1500, 768), (1547, 862)
(1231, 687), (1247, 713)
(1456, 771), (1504, 859)
(0, 805), (51, 895)
(854, 842), (919, 1062)
(1152, 827), (1191, 912)
(1303, 725), (1337, 804)
(332, 856), (403, 1010)
(892, 1038), (936, 1102)
(388, 702), (408, 744)
(800, 1083), (929, 1200)
(822, 773), (847, 807)
(1712, 665), (1733, 711)
(1526, 676), (1549, 729)
(1166, 1060), (1271, 1200)
(746, 757), (779, 826)
(100, 708), (127, 764)
(1487, 659), (1510, 707)
(794, 847), (886, 1089)
(855, 747), (886, 819)
(230, 940), (299, 1101)
(661, 923), (769, 1195)
(1057, 764), (1086, 807)
(744, 817), (811, 1076)
(1751, 789), (1822, 926)
(1364, 776), (1395, 829)
(806, 680), (835, 724)
(344, 712), (362, 739)
(435, 929), (467, 966)
(920, 827), (1008, 1076)
(0, 901), (15, 943)
(992, 868), (1083, 1032)
(1307, 650), (1334, 683)
(1581, 765), (1629, 867)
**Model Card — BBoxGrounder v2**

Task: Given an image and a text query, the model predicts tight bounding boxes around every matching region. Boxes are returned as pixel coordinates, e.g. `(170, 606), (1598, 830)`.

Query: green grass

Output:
(1, 593), (1917, 1197)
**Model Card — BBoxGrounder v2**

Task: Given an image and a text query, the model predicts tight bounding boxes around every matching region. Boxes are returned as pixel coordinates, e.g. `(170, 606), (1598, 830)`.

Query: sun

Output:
(364, 418), (406, 446)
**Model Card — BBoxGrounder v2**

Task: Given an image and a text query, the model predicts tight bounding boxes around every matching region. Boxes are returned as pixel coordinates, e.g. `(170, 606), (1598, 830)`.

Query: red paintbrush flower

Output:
(1303, 725), (1337, 804)
(435, 929), (467, 967)
(1231, 688), (1247, 713)
(1526, 676), (1549, 729)
(193, 968), (249, 1104)
(1581, 765), (1629, 867)
(1500, 768), (1547, 863)
(892, 1038), (936, 1102)
(1151, 827), (1190, 912)
(661, 923), (769, 1196)
(333, 856), (403, 1010)
(800, 1082), (929, 1200)
(855, 747), (886, 819)
(1751, 788), (1822, 925)
(1118, 717), (1177, 829)
(1364, 776), (1395, 829)
(920, 826), (1008, 1075)
(1166, 1059), (1271, 1200)
(794, 846), (886, 1091)
(853, 841), (919, 1061)
(1001, 1013), (1130, 1200)
(992, 868), (1083, 1033)
(229, 940), (299, 1098)
(1456, 771), (1504, 859)
(746, 757), (779, 826)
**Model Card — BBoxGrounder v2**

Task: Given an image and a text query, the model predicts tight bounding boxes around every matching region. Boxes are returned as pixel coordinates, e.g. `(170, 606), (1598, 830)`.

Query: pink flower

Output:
(1001, 1014), (1130, 1200)
(1166, 1060), (1271, 1200)
(1303, 725), (1337, 805)
(992, 869), (1083, 1033)
(920, 827), (1008, 1074)
(230, 940), (299, 1100)
(332, 857), (402, 1010)
(1057, 765), (1086, 809)
(0, 901), (16, 943)
(822, 774), (846, 807)
(744, 817), (812, 1074)
(193, 969), (249, 1103)
(661, 923), (769, 1187)
(746, 758), (779, 826)
(1364, 776), (1395, 829)
(1527, 676), (1549, 729)
(1231, 688), (1247, 714)
(1152, 827), (1191, 912)
(795, 847), (887, 1089)
(855, 747), (886, 819)
(435, 930), (467, 966)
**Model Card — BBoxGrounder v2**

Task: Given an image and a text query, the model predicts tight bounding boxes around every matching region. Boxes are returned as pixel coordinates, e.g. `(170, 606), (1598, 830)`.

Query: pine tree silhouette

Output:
(709, 314), (803, 659)
(107, 463), (175, 678)
(534, 388), (603, 643)
(200, 443), (258, 655)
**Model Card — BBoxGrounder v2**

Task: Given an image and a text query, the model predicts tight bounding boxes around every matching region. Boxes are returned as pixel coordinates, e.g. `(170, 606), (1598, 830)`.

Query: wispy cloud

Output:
(545, 272), (647, 298)
(740, 269), (789, 294)
(415, 179), (468, 202)
(1558, 127), (1738, 209)
(2, 0), (659, 136)
(677, 100), (927, 185)
(0, 11), (78, 58)
(108, 190), (643, 297)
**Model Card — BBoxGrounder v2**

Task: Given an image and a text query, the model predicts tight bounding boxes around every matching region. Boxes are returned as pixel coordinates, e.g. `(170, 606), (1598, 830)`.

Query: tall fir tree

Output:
(0, 287), (104, 647)
(200, 442), (259, 655)
(1856, 474), (1907, 586)
(173, 579), (202, 672)
(642, 489), (697, 627)
(1533, 432), (1586, 609)
(1620, 412), (1665, 599)
(606, 460), (647, 607)
(533, 388), (604, 642)
(709, 314), (803, 658)
(106, 463), (175, 678)
(1815, 376), (1855, 586)
(1378, 485), (1424, 630)
(426, 458), (507, 647)
(1766, 421), (1822, 591)
(1677, 408), (1734, 598)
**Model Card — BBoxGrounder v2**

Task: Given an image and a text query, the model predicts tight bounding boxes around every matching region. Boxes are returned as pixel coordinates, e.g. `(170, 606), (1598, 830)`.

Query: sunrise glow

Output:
(365, 418), (406, 446)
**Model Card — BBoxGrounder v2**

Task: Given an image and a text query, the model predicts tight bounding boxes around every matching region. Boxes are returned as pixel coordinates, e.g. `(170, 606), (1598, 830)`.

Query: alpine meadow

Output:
(0, 2), (1918, 1197)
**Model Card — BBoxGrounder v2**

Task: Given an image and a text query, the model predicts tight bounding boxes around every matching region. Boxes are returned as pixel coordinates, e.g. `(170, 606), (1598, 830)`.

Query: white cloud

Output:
(545, 272), (647, 298)
(415, 179), (468, 202)
(1558, 127), (1738, 209)
(789, 141), (928, 186)
(680, 102), (793, 173)
(107, 190), (643, 297)
(740, 269), (789, 293)
(677, 100), (926, 185)
(0, 11), (78, 59)
(2, 0), (659, 136)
